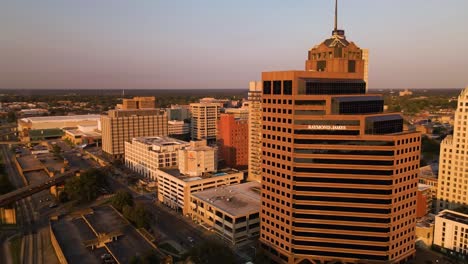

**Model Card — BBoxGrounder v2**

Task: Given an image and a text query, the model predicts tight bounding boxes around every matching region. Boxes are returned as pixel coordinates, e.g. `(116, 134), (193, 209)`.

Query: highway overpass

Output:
(0, 170), (77, 207)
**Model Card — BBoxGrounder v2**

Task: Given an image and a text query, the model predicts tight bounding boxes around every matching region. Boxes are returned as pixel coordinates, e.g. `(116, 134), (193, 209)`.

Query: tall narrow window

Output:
(334, 46), (343, 58)
(317, 61), (327, 72)
(283, 80), (292, 95)
(348, 60), (356, 73)
(273, 81), (282, 94)
(263, 81), (272, 94)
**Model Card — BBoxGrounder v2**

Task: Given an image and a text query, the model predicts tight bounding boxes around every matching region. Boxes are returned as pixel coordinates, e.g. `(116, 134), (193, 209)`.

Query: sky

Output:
(0, 0), (467, 90)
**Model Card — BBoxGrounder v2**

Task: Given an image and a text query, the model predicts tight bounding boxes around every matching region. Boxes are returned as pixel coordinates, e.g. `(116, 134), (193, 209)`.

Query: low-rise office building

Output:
(168, 120), (190, 136)
(190, 181), (260, 246)
(434, 210), (468, 257)
(18, 114), (100, 142)
(178, 140), (217, 177)
(124, 136), (189, 180)
(156, 168), (243, 216)
(63, 124), (102, 146)
(218, 113), (249, 169)
(417, 184), (434, 218)
(416, 217), (434, 247)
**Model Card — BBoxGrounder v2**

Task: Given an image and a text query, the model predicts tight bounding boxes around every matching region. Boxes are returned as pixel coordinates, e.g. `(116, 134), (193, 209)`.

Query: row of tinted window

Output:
(302, 80), (366, 95)
(293, 186), (392, 195)
(292, 222), (390, 233)
(293, 167), (394, 176)
(293, 240), (388, 252)
(335, 100), (384, 114)
(263, 80), (292, 95)
(292, 213), (391, 223)
(294, 100), (326, 105)
(366, 119), (403, 135)
(294, 129), (360, 136)
(294, 120), (360, 126)
(292, 231), (389, 242)
(292, 204), (391, 214)
(293, 195), (392, 205)
(293, 158), (394, 166)
(293, 148), (394, 156)
(293, 139), (394, 146)
(292, 249), (388, 261)
(293, 176), (393, 186)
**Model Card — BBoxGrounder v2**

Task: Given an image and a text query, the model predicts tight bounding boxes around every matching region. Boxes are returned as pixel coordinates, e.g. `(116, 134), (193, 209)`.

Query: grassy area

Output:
(159, 242), (180, 255)
(9, 235), (22, 264)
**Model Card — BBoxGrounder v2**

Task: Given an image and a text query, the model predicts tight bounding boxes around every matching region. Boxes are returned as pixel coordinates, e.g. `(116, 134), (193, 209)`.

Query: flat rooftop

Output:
(192, 182), (260, 217)
(132, 136), (188, 147)
(20, 114), (100, 123)
(418, 183), (432, 191)
(50, 205), (162, 264)
(159, 167), (242, 182)
(65, 129), (101, 138)
(438, 210), (468, 225)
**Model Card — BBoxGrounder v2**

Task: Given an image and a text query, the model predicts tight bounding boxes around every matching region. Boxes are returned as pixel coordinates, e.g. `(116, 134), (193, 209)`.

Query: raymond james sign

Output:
(308, 125), (347, 130)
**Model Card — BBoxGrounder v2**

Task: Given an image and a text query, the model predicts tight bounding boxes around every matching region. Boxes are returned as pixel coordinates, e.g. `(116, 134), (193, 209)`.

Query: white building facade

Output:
(124, 136), (189, 180)
(437, 86), (468, 211)
(434, 210), (468, 257)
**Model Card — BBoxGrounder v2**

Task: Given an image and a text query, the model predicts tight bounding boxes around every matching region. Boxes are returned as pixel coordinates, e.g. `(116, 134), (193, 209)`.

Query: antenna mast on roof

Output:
(334, 0), (338, 32)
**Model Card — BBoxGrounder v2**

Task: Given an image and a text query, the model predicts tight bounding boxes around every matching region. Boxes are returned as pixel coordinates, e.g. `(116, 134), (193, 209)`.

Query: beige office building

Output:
(121, 96), (156, 110)
(124, 136), (189, 180)
(178, 140), (217, 177)
(156, 168), (243, 215)
(224, 107), (249, 120)
(248, 81), (262, 182)
(101, 97), (167, 158)
(168, 120), (190, 136)
(362, 48), (369, 90)
(434, 210), (468, 256)
(18, 115), (100, 142)
(437, 86), (468, 211)
(259, 2), (419, 263)
(190, 181), (261, 246)
(190, 102), (220, 145)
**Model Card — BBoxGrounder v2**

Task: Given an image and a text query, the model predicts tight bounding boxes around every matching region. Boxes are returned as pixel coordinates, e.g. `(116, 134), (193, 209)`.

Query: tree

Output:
(64, 168), (107, 203)
(184, 240), (236, 264)
(0, 174), (14, 195)
(132, 203), (150, 229)
(129, 251), (161, 264)
(7, 111), (17, 123)
(122, 202), (150, 229)
(111, 190), (134, 212)
(52, 144), (62, 157)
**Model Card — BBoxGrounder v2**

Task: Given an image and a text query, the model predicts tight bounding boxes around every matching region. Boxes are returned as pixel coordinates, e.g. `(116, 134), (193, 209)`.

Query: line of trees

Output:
(111, 190), (150, 229)
(0, 152), (14, 195)
(62, 168), (107, 203)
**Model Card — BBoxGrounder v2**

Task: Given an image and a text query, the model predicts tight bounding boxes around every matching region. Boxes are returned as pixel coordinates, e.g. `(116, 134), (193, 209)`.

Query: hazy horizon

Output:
(1, 0), (467, 90)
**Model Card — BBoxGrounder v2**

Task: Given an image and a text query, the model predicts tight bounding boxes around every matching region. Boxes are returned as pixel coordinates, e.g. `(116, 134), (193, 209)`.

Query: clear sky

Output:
(1, 0), (467, 90)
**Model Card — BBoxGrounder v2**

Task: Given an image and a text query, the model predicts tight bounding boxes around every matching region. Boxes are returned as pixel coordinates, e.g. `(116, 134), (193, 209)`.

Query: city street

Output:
(0, 144), (59, 264)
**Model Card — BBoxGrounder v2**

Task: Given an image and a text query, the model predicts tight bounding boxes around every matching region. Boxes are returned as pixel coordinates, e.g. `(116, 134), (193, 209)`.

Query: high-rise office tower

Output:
(437, 86), (468, 211)
(218, 113), (249, 169)
(101, 96), (167, 158)
(122, 96), (156, 110)
(190, 102), (221, 145)
(362, 49), (369, 90)
(248, 81), (263, 182)
(259, 1), (420, 263)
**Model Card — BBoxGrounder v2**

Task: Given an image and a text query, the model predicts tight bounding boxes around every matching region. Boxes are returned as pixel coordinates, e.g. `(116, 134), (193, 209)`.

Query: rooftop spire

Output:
(334, 0), (338, 32)
(332, 0), (345, 37)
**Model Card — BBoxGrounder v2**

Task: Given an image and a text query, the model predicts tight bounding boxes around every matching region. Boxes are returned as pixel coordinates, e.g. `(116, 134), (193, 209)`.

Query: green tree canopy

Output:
(64, 168), (107, 203)
(185, 240), (236, 264)
(111, 190), (134, 212)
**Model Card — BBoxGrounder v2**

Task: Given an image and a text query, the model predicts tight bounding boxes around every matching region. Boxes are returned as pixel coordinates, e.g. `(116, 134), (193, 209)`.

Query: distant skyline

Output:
(1, 0), (467, 90)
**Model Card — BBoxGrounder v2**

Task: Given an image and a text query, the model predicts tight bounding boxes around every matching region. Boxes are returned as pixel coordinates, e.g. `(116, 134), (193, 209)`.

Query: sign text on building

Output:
(307, 125), (347, 130)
